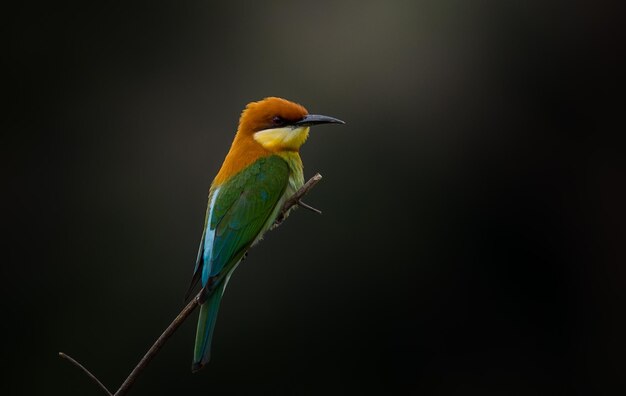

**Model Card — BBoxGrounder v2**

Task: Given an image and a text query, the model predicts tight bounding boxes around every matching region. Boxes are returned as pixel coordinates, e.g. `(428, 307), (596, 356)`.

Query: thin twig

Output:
(273, 173), (323, 228)
(114, 293), (197, 395)
(114, 269), (234, 395)
(114, 289), (192, 394)
(296, 200), (322, 215)
(59, 352), (113, 396)
(60, 173), (323, 395)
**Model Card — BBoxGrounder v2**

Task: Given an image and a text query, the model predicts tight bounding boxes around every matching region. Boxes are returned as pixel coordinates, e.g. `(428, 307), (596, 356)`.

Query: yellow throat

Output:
(253, 126), (310, 152)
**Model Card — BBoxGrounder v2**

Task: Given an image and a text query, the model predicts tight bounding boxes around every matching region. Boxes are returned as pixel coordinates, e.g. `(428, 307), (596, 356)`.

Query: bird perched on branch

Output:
(186, 97), (344, 372)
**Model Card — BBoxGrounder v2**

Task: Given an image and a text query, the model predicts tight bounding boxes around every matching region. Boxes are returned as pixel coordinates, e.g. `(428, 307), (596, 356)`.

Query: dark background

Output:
(4, 1), (624, 394)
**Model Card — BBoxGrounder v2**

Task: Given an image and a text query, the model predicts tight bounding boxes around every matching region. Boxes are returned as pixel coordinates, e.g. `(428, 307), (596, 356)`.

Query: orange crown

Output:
(212, 97), (308, 186)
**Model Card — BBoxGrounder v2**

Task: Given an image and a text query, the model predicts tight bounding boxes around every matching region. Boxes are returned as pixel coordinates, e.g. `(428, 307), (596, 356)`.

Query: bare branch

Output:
(60, 172), (324, 395)
(113, 291), (201, 395)
(59, 352), (113, 396)
(273, 173), (323, 228)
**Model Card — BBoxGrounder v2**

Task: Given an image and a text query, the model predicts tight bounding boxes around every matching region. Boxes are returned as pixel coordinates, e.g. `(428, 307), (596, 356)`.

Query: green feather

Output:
(191, 155), (291, 370)
(207, 155), (290, 277)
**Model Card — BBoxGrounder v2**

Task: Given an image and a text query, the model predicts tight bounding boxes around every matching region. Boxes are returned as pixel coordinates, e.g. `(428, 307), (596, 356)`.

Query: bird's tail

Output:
(191, 282), (226, 372)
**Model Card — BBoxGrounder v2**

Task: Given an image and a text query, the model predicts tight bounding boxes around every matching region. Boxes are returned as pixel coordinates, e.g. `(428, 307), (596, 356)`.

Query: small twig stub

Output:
(59, 352), (113, 396)
(273, 173), (323, 228)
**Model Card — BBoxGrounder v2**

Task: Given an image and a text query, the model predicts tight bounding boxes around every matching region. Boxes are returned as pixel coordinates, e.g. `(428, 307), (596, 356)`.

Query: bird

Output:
(186, 97), (344, 372)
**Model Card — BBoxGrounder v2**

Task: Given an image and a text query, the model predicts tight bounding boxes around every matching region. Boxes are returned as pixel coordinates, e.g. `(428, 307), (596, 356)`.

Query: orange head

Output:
(238, 97), (309, 135)
(213, 97), (344, 186)
(236, 97), (344, 152)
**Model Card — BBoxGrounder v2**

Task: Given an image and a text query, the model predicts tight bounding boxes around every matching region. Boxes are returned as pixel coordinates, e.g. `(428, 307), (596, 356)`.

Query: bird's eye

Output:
(272, 116), (284, 125)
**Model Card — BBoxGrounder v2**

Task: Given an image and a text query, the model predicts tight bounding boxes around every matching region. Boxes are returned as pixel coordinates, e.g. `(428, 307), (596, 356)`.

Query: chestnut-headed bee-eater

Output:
(187, 97), (344, 371)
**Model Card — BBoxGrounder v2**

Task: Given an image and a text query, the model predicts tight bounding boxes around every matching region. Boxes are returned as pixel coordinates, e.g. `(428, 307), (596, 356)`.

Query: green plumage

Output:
(190, 155), (291, 371)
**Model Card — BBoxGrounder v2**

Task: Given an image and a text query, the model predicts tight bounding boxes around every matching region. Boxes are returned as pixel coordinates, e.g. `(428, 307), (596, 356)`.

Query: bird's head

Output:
(237, 97), (344, 152)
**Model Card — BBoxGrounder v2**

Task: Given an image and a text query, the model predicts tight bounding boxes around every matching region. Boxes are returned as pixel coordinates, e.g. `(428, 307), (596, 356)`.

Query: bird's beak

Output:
(293, 114), (345, 127)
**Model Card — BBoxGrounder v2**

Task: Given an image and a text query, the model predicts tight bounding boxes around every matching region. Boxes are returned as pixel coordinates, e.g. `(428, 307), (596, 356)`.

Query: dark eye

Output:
(272, 116), (284, 126)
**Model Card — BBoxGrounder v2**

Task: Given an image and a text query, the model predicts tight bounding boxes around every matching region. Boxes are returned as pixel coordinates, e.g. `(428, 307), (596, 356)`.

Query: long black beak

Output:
(293, 114), (345, 127)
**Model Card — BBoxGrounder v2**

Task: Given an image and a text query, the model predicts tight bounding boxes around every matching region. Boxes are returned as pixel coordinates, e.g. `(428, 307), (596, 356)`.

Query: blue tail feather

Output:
(191, 283), (226, 372)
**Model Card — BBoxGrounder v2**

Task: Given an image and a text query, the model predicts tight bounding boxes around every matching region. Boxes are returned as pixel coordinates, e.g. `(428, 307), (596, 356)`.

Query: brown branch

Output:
(59, 172), (323, 395)
(113, 290), (202, 395)
(273, 172), (323, 228)
(58, 352), (113, 396)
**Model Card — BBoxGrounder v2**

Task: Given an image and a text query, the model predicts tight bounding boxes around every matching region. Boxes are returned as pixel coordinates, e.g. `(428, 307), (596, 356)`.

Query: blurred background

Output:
(3, 1), (624, 394)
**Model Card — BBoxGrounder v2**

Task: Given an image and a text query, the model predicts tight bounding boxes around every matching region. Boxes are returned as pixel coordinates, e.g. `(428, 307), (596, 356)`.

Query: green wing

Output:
(200, 155), (289, 285)
(190, 155), (289, 369)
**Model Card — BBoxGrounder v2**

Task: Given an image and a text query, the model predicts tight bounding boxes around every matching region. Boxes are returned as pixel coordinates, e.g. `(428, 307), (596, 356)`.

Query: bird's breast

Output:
(251, 152), (304, 246)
